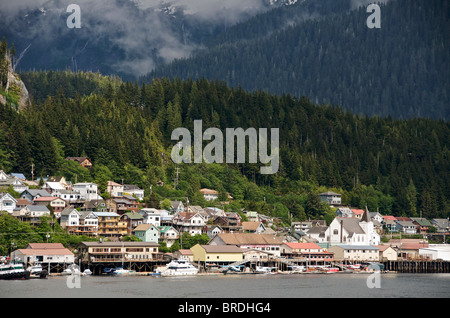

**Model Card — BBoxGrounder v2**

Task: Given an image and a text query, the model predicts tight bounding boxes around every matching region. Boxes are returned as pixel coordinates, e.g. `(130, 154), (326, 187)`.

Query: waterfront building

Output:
(191, 244), (243, 266)
(209, 233), (283, 257)
(327, 245), (380, 262)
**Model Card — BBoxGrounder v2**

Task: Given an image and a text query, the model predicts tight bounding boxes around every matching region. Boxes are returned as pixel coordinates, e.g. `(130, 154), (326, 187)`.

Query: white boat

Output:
(255, 266), (277, 274)
(62, 264), (79, 276)
(27, 264), (48, 278)
(82, 269), (92, 276)
(156, 259), (199, 276)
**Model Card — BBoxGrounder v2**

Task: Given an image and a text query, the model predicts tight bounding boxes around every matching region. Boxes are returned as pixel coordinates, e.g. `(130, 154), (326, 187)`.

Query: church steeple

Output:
(361, 205), (371, 223)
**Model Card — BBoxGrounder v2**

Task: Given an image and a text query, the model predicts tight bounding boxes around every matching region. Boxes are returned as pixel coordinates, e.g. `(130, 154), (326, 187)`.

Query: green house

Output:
(133, 224), (160, 243)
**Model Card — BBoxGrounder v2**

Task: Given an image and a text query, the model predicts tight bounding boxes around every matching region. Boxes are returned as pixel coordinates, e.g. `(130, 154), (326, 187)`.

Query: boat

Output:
(255, 266), (277, 274)
(27, 264), (48, 279)
(82, 269), (92, 276)
(221, 265), (244, 273)
(103, 267), (132, 275)
(0, 262), (30, 280)
(156, 259), (199, 276)
(287, 265), (306, 273)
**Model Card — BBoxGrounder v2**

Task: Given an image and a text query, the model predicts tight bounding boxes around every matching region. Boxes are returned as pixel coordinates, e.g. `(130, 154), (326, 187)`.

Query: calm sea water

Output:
(1, 273), (449, 298)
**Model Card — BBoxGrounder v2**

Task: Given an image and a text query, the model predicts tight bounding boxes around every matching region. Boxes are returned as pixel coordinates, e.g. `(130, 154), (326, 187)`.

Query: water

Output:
(1, 273), (449, 298)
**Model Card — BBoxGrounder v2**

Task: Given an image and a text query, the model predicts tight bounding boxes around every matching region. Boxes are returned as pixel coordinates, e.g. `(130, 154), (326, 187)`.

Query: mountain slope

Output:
(144, 0), (449, 119)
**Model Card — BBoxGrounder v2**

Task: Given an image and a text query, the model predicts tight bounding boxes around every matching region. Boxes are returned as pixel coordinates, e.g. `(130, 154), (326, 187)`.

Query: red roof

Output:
(383, 215), (397, 221)
(351, 209), (364, 215)
(33, 196), (57, 202)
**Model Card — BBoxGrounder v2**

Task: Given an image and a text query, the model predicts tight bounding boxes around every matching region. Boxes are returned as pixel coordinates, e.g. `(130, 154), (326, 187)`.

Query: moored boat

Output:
(0, 262), (30, 280)
(156, 259), (199, 276)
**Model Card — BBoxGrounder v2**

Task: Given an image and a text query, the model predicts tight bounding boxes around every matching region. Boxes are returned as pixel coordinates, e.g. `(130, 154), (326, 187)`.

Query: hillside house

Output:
(0, 192), (17, 213)
(319, 191), (342, 206)
(66, 157), (93, 168)
(209, 233), (283, 257)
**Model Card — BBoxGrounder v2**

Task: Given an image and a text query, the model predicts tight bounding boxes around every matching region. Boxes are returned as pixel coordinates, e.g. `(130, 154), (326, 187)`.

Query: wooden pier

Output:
(382, 260), (450, 273)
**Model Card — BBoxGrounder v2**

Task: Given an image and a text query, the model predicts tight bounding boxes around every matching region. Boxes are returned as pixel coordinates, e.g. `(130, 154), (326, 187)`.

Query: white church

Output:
(307, 209), (380, 246)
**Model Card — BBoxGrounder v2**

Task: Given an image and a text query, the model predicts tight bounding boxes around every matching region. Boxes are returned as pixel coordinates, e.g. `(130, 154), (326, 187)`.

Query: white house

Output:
(0, 193), (17, 213)
(157, 226), (179, 248)
(140, 209), (161, 227)
(60, 207), (81, 228)
(123, 184), (145, 201)
(335, 207), (353, 218)
(73, 183), (100, 201)
(107, 181), (124, 197)
(396, 220), (417, 234)
(172, 211), (206, 235)
(319, 191), (342, 205)
(43, 182), (66, 194)
(200, 188), (218, 201)
(20, 205), (51, 218)
(52, 189), (82, 203)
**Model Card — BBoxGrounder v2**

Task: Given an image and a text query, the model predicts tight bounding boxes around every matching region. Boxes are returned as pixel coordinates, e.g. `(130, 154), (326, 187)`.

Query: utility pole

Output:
(31, 163), (34, 181)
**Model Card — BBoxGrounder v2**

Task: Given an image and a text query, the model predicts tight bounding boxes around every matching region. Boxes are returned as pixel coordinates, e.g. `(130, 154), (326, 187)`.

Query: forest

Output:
(0, 66), (447, 225)
(144, 0), (449, 120)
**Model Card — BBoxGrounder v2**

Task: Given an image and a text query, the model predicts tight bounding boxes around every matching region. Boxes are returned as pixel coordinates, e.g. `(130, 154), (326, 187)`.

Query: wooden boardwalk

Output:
(382, 260), (450, 273)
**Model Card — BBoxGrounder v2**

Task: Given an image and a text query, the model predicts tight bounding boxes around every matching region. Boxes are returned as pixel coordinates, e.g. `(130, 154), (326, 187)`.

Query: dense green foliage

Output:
(145, 0), (449, 120)
(0, 70), (446, 223)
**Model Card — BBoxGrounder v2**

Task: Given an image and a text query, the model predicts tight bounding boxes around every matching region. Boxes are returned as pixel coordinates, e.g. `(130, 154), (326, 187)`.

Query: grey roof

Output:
(336, 217), (366, 235)
(22, 189), (50, 197)
(26, 205), (50, 212)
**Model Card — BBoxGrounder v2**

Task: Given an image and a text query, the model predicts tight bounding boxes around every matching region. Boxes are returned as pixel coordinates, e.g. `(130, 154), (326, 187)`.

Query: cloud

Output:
(0, 0), (275, 77)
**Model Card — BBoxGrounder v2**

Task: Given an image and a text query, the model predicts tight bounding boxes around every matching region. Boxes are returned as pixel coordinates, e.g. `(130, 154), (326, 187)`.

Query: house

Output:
(388, 239), (429, 259)
(375, 245), (398, 261)
(42, 181), (66, 194)
(82, 199), (108, 212)
(369, 212), (384, 223)
(47, 176), (69, 188)
(335, 207), (353, 218)
(59, 207), (81, 228)
(20, 189), (50, 202)
(209, 233), (283, 257)
(207, 225), (224, 238)
(200, 188), (218, 201)
(432, 218), (450, 233)
(59, 207), (98, 236)
(410, 217), (433, 234)
(157, 226), (179, 248)
(107, 181), (124, 197)
(139, 208), (161, 227)
(76, 241), (162, 265)
(351, 209), (365, 219)
(242, 249), (276, 262)
(33, 196), (67, 215)
(120, 211), (144, 234)
(328, 245), (380, 262)
(382, 215), (398, 232)
(133, 224), (160, 243)
(292, 220), (326, 234)
(66, 157), (93, 168)
(73, 182), (101, 201)
(93, 212), (125, 238)
(0, 192), (17, 213)
(53, 189), (82, 203)
(172, 211), (206, 235)
(18, 205), (50, 219)
(242, 221), (266, 233)
(191, 244), (243, 266)
(0, 174), (28, 193)
(319, 191), (342, 205)
(395, 220), (417, 234)
(169, 200), (185, 214)
(106, 197), (139, 214)
(123, 184), (145, 201)
(11, 243), (74, 266)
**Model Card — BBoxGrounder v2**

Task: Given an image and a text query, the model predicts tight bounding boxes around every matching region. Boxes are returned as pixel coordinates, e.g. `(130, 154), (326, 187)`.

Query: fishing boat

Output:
(27, 264), (48, 279)
(0, 262), (30, 280)
(156, 259), (199, 276)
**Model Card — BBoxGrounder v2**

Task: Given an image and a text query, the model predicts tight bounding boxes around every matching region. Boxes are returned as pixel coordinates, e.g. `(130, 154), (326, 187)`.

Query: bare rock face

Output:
(1, 57), (30, 110)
